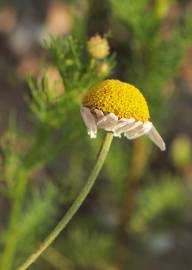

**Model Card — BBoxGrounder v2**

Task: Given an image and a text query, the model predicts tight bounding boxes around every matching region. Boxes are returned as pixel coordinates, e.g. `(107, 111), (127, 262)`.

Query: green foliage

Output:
(15, 184), (59, 257)
(170, 135), (192, 169)
(0, 1), (192, 269)
(61, 222), (114, 268)
(130, 176), (189, 233)
(110, 0), (159, 44)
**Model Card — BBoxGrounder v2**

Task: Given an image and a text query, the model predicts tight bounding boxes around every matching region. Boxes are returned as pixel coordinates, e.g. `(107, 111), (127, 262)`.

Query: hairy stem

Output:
(18, 132), (113, 270)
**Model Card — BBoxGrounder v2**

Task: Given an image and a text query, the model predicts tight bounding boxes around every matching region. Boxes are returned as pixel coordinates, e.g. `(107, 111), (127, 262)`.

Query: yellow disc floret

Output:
(83, 80), (150, 121)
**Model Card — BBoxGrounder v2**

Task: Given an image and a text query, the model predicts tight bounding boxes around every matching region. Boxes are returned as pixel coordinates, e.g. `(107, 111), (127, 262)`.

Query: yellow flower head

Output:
(83, 79), (150, 121)
(87, 35), (110, 59)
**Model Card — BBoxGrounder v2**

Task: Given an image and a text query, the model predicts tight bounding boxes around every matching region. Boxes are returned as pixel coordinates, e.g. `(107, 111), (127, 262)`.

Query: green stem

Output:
(18, 132), (113, 270)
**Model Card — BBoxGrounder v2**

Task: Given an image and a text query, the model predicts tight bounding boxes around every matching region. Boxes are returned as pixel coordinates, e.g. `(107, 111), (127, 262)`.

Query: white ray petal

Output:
(124, 121), (143, 138)
(142, 121), (153, 134)
(113, 118), (135, 136)
(124, 122), (143, 138)
(80, 106), (97, 138)
(94, 109), (104, 121)
(126, 132), (145, 139)
(147, 125), (166, 151)
(126, 121), (143, 132)
(114, 118), (135, 129)
(129, 121), (152, 138)
(97, 113), (118, 131)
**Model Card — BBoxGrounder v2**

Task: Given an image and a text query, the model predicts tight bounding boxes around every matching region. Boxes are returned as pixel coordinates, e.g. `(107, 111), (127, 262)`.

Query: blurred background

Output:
(0, 0), (192, 269)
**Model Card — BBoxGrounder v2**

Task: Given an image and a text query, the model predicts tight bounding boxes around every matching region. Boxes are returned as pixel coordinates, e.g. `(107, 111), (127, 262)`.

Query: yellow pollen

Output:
(83, 80), (150, 121)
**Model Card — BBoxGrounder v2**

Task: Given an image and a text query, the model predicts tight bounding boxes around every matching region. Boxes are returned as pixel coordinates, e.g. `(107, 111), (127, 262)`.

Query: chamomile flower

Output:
(81, 80), (166, 151)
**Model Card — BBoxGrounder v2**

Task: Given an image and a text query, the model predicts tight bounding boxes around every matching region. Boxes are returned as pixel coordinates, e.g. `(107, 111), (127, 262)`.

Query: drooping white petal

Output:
(128, 121), (153, 140)
(80, 106), (97, 138)
(81, 106), (166, 151)
(114, 118), (135, 129)
(142, 121), (153, 134)
(97, 113), (118, 131)
(123, 121), (143, 138)
(126, 121), (143, 132)
(125, 132), (143, 139)
(94, 109), (104, 121)
(113, 118), (135, 137)
(147, 125), (166, 151)
(124, 123), (141, 138)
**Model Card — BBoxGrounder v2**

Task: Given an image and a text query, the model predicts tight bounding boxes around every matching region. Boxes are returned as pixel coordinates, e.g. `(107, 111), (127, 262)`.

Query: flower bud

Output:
(96, 62), (110, 77)
(38, 66), (64, 102)
(47, 66), (64, 101)
(87, 34), (110, 59)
